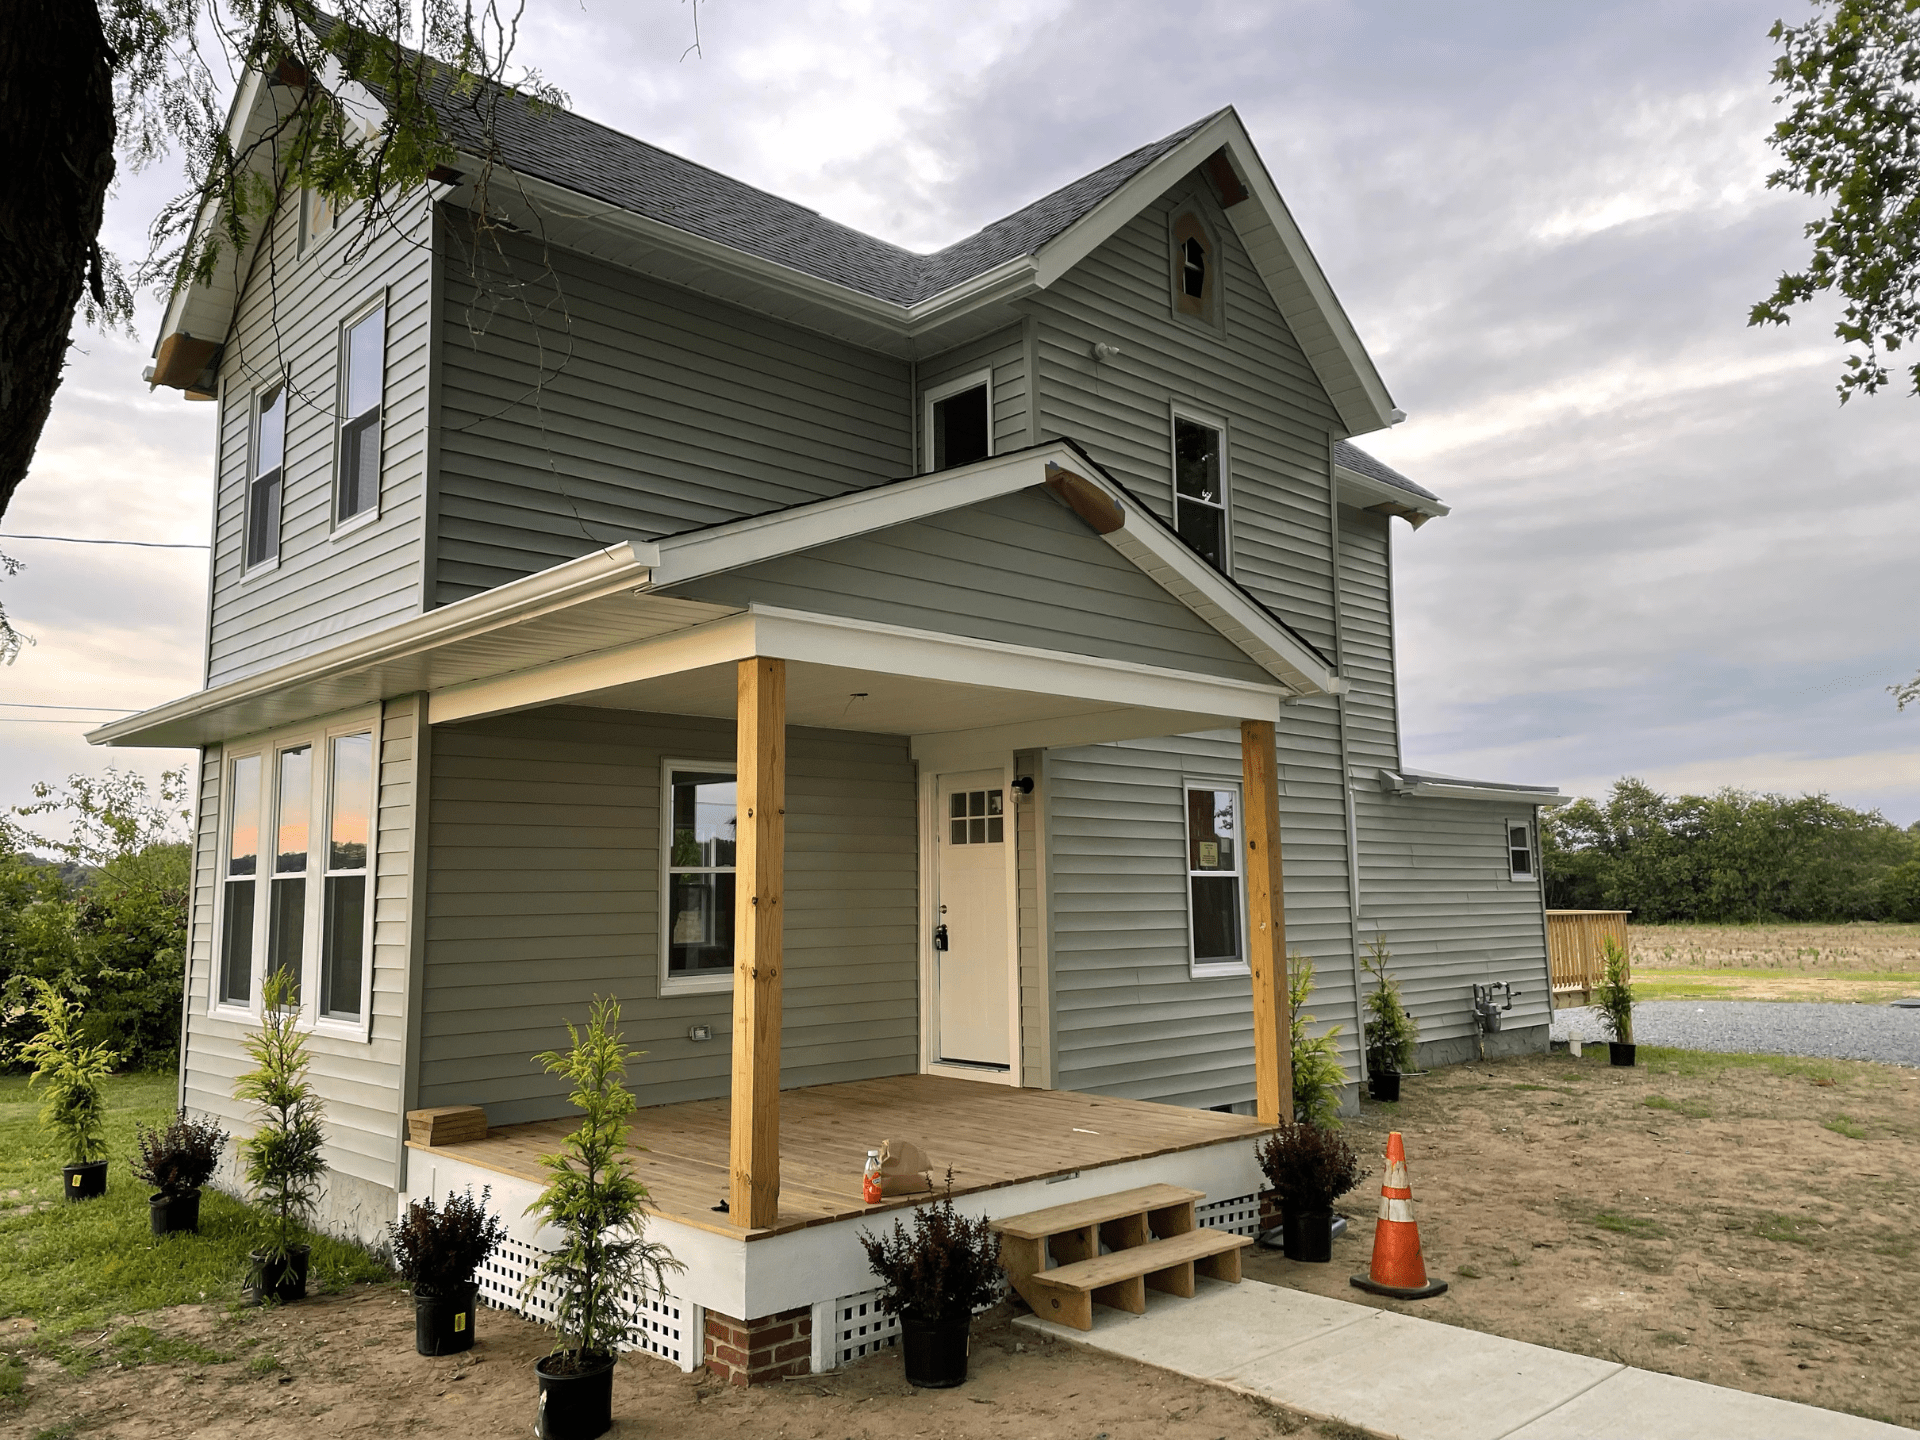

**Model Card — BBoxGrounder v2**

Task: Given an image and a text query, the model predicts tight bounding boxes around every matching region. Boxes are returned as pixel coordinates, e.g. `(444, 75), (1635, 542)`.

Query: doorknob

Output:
(933, 924), (949, 952)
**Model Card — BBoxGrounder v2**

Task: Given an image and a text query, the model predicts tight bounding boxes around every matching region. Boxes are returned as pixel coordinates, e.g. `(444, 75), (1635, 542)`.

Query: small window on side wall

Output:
(1508, 820), (1535, 881)
(1172, 412), (1228, 573)
(665, 764), (738, 989)
(925, 371), (991, 471)
(337, 305), (385, 523)
(1186, 783), (1245, 971)
(1171, 211), (1217, 325)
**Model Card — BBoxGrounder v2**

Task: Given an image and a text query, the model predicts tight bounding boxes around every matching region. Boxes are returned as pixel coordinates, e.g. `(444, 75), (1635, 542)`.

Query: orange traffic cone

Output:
(1350, 1131), (1447, 1300)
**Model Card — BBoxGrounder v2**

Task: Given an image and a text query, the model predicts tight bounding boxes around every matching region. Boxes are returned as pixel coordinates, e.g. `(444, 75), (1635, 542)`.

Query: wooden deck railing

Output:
(1546, 910), (1630, 1005)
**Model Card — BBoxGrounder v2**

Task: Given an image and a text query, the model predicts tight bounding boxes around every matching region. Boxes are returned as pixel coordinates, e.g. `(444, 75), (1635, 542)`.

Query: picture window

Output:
(1185, 783), (1245, 969)
(665, 764), (737, 986)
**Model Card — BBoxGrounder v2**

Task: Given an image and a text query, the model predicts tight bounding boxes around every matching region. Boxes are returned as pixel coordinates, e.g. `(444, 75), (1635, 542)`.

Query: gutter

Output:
(1379, 771), (1571, 808)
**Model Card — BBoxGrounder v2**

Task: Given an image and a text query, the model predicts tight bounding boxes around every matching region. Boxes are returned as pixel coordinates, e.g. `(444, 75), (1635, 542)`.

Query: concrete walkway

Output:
(1014, 1278), (1914, 1439)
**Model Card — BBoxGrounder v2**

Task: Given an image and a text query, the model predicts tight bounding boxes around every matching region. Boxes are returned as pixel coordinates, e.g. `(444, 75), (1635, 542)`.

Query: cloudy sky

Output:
(3, 0), (1917, 832)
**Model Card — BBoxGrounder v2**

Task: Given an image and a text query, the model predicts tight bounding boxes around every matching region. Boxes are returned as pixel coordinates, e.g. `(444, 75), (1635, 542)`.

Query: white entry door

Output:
(935, 769), (1013, 1069)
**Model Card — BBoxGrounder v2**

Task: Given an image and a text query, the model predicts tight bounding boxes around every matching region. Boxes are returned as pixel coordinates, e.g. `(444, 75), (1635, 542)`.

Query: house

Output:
(105, 71), (1567, 1379)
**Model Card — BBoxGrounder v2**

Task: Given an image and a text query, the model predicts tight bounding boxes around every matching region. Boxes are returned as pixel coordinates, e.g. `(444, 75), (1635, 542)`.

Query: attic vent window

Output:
(1171, 211), (1217, 323)
(925, 371), (992, 472)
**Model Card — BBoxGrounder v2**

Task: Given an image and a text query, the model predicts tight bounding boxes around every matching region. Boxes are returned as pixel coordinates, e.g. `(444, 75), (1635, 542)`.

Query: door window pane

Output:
(220, 754), (261, 1005)
(947, 789), (1003, 845)
(321, 733), (373, 1019)
(666, 768), (737, 980)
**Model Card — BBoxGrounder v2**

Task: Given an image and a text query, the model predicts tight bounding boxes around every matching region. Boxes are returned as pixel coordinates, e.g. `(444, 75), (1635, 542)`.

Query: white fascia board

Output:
(1381, 771), (1571, 807)
(89, 541), (658, 746)
(156, 67), (271, 351)
(1335, 464), (1450, 523)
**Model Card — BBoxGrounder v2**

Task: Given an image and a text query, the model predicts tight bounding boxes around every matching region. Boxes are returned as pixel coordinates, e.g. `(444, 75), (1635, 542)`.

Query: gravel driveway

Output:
(1551, 1000), (1920, 1068)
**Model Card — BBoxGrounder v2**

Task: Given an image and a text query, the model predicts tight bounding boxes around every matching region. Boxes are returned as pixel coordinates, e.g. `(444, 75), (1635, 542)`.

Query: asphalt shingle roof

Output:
(443, 90), (1224, 306)
(1332, 440), (1441, 505)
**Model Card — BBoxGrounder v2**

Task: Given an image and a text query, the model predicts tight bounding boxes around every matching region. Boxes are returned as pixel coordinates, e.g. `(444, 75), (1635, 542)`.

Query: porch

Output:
(408, 1072), (1269, 1240)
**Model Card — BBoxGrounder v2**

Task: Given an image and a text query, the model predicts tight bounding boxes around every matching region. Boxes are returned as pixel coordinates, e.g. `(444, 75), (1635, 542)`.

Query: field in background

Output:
(1629, 923), (1920, 1002)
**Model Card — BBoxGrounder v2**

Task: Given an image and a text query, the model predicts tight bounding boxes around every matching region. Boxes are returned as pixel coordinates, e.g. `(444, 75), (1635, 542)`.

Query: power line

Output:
(0, 717), (105, 725)
(0, 534), (209, 550)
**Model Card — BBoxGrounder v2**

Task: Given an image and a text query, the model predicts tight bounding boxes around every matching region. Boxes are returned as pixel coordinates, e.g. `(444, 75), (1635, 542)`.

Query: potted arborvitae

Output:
(391, 1188), (507, 1356)
(234, 970), (328, 1302)
(1256, 1122), (1364, 1264)
(19, 981), (119, 1201)
(1596, 935), (1636, 1067)
(860, 1175), (1003, 1388)
(1361, 936), (1419, 1102)
(524, 996), (680, 1440)
(1289, 957), (1346, 1127)
(134, 1110), (230, 1235)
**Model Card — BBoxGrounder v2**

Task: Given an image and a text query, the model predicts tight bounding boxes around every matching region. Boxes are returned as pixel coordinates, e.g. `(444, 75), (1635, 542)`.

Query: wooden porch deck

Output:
(411, 1074), (1268, 1240)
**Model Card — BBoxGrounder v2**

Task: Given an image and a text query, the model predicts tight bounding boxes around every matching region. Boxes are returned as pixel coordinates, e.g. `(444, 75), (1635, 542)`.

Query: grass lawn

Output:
(1630, 921), (1920, 1002)
(0, 1071), (389, 1346)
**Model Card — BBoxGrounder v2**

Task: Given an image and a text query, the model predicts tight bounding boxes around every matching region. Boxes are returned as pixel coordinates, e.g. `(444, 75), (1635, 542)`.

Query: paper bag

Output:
(878, 1138), (933, 1196)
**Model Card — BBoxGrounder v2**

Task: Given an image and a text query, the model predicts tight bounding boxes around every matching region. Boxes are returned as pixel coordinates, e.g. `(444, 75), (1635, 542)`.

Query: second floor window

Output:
(925, 370), (991, 471)
(338, 305), (385, 522)
(1173, 412), (1228, 573)
(246, 383), (286, 569)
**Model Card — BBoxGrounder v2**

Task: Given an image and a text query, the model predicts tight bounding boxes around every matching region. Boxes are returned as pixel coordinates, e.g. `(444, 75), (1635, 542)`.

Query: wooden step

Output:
(989, 1184), (1202, 1241)
(1019, 1228), (1252, 1332)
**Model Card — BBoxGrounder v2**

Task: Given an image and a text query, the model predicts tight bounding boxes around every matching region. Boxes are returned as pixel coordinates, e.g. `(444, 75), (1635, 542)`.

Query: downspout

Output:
(1328, 440), (1369, 1084)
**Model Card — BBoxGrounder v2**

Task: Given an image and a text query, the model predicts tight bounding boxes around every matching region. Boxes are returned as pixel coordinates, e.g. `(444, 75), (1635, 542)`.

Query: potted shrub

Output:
(234, 970), (327, 1302)
(391, 1187), (507, 1356)
(524, 996), (680, 1440)
(1289, 956), (1346, 1127)
(18, 981), (118, 1201)
(134, 1109), (230, 1235)
(860, 1175), (1003, 1388)
(1596, 935), (1636, 1066)
(1361, 936), (1419, 1102)
(1256, 1121), (1364, 1263)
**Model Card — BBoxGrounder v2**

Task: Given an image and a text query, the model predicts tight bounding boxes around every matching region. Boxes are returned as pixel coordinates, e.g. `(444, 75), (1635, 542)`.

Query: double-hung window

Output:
(1172, 410), (1229, 573)
(246, 384), (286, 568)
(337, 305), (385, 523)
(663, 762), (737, 991)
(1185, 782), (1246, 973)
(215, 714), (378, 1030)
(1508, 820), (1536, 881)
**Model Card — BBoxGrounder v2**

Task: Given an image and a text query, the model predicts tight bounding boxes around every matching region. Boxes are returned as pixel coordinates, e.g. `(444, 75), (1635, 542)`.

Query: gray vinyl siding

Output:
(1014, 750), (1051, 1088)
(917, 325), (1029, 464)
(207, 189), (434, 685)
(180, 696), (426, 1197)
(1337, 505), (1400, 770)
(1044, 719), (1358, 1111)
(1030, 177), (1342, 657)
(665, 488), (1271, 684)
(432, 226), (914, 604)
(417, 707), (918, 1125)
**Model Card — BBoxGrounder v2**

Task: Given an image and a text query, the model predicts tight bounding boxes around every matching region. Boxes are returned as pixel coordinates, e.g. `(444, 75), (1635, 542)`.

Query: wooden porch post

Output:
(729, 657), (786, 1227)
(1241, 719), (1292, 1126)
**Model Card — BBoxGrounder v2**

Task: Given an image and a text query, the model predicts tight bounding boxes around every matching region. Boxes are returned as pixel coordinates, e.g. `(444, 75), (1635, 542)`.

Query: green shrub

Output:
(1289, 955), (1346, 1127)
(1256, 1121), (1364, 1211)
(1361, 936), (1418, 1075)
(861, 1176), (1003, 1324)
(17, 981), (117, 1166)
(1595, 935), (1635, 1045)
(235, 970), (327, 1263)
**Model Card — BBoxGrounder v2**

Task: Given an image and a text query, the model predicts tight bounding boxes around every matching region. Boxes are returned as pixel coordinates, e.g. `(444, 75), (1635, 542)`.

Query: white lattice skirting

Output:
(1196, 1192), (1260, 1237)
(476, 1231), (699, 1373)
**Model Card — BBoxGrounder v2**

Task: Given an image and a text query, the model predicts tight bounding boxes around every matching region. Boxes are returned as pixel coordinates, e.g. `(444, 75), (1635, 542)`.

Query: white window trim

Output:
(1183, 778), (1251, 978)
(659, 756), (738, 998)
(921, 367), (994, 474)
(243, 380), (287, 574)
(207, 706), (381, 1040)
(333, 292), (388, 531)
(1168, 205), (1226, 332)
(1507, 817), (1537, 883)
(1169, 401), (1233, 577)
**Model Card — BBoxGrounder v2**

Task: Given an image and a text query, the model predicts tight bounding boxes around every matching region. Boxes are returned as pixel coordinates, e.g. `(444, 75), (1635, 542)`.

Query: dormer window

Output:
(924, 369), (992, 472)
(1171, 211), (1217, 324)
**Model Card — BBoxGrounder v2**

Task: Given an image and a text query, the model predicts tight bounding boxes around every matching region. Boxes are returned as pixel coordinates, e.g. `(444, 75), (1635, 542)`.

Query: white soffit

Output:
(1335, 463), (1450, 527)
(1381, 770), (1571, 807)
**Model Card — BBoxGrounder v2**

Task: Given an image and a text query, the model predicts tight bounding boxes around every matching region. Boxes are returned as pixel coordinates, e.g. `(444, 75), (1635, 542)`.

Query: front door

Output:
(934, 769), (1012, 1069)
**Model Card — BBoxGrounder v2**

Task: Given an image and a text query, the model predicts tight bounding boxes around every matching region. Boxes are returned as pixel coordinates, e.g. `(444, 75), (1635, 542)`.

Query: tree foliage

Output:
(1543, 776), (1920, 922)
(1755, 0), (1920, 400)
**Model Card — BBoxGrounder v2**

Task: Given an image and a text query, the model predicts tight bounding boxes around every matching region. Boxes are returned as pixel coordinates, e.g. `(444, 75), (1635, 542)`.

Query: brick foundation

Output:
(1259, 1188), (1282, 1231)
(703, 1305), (812, 1386)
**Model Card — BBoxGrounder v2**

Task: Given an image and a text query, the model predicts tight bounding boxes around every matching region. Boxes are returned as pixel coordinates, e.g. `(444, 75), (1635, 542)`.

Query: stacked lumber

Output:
(407, 1106), (488, 1147)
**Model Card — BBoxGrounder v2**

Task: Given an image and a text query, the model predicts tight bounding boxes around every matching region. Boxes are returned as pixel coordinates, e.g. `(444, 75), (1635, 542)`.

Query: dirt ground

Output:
(1631, 922), (1920, 1003)
(0, 1286), (1361, 1440)
(1248, 1045), (1920, 1429)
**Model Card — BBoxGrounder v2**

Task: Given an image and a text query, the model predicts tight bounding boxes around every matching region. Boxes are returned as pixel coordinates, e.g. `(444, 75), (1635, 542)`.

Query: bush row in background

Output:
(1544, 777), (1920, 923)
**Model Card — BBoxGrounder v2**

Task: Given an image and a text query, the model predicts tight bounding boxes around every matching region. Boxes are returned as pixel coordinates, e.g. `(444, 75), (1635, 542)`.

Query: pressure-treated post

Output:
(729, 657), (786, 1227)
(1241, 719), (1292, 1125)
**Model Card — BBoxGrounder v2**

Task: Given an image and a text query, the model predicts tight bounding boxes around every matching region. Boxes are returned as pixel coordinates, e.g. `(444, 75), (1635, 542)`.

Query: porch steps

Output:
(993, 1183), (1253, 1332)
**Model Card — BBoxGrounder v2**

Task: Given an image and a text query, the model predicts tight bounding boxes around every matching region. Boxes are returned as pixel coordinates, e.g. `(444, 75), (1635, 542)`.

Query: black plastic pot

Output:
(535, 1350), (615, 1440)
(250, 1245), (311, 1303)
(1609, 1042), (1637, 1067)
(63, 1160), (107, 1202)
(414, 1282), (479, 1356)
(1369, 1070), (1402, 1102)
(1282, 1207), (1336, 1263)
(150, 1188), (202, 1235)
(901, 1314), (971, 1388)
